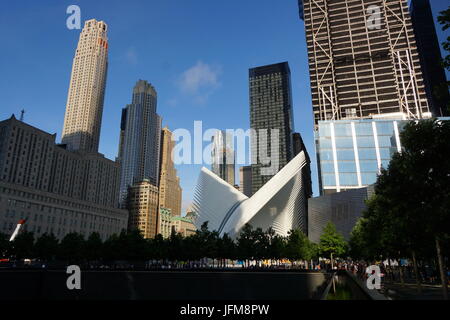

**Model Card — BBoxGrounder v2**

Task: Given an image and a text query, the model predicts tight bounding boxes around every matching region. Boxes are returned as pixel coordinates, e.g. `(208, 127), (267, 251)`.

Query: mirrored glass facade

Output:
(249, 62), (295, 194)
(118, 80), (162, 207)
(317, 116), (450, 195)
(316, 117), (406, 194)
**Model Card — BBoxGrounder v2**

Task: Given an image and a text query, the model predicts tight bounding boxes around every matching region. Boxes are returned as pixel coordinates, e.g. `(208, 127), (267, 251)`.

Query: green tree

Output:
(34, 233), (59, 261)
(206, 230), (220, 266)
(285, 229), (316, 267)
(217, 233), (236, 267)
(319, 222), (347, 266)
(303, 237), (319, 264)
(193, 221), (213, 266)
(236, 223), (255, 267)
(266, 228), (286, 266)
(151, 234), (168, 261)
(375, 161), (433, 290)
(0, 232), (10, 258)
(103, 233), (120, 261)
(308, 242), (320, 262)
(119, 229), (148, 261)
(355, 192), (410, 263)
(84, 232), (103, 262)
(11, 231), (35, 260)
(181, 235), (198, 263)
(167, 232), (184, 263)
(270, 235), (286, 265)
(100, 230), (148, 262)
(349, 193), (412, 287)
(377, 119), (450, 298)
(349, 217), (372, 261)
(252, 227), (268, 266)
(58, 232), (85, 263)
(355, 120), (450, 296)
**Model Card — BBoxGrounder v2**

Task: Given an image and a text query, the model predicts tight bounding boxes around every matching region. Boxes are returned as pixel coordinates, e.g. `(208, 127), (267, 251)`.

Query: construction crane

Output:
(9, 219), (27, 242)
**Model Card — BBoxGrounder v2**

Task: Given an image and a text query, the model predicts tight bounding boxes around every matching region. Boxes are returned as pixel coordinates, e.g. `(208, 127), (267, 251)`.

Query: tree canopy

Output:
(348, 119), (450, 297)
(0, 224), (320, 267)
(319, 221), (347, 259)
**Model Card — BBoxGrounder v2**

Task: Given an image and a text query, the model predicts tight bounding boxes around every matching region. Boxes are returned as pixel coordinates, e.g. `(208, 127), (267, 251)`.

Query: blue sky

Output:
(1, 0), (449, 213)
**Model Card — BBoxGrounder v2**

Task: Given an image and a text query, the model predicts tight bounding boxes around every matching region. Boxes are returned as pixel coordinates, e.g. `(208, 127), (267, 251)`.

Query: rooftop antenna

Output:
(20, 109), (25, 122)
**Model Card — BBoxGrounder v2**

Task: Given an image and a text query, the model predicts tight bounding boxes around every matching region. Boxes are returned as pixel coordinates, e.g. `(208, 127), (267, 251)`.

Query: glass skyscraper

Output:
(316, 116), (404, 194)
(298, 0), (435, 195)
(317, 115), (449, 195)
(410, 0), (449, 117)
(118, 80), (162, 206)
(249, 62), (295, 194)
(211, 130), (235, 186)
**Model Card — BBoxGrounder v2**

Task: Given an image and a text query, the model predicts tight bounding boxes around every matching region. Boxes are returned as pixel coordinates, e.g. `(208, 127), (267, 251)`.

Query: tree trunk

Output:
(387, 257), (393, 282)
(399, 263), (405, 286)
(411, 251), (422, 293)
(435, 237), (448, 300)
(331, 253), (334, 270)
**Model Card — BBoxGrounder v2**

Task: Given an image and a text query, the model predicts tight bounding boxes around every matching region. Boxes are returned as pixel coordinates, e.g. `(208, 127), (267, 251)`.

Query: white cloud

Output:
(178, 61), (221, 95)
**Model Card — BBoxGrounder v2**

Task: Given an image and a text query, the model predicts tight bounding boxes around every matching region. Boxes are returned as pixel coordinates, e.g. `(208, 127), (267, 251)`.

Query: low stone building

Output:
(308, 185), (374, 243)
(171, 216), (197, 238)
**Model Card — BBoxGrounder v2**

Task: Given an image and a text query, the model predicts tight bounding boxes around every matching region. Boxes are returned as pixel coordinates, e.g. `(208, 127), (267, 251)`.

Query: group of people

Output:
(323, 259), (449, 287)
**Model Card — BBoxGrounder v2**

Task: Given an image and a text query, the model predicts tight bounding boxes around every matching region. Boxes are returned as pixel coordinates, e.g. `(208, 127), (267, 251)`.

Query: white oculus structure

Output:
(193, 151), (309, 239)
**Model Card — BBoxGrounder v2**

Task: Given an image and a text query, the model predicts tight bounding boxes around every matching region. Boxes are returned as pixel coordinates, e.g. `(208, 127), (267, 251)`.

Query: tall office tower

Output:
(211, 130), (235, 186)
(249, 62), (295, 194)
(299, 0), (430, 127)
(62, 19), (109, 152)
(239, 166), (252, 197)
(118, 80), (162, 206)
(127, 180), (159, 239)
(410, 0), (449, 117)
(159, 127), (182, 216)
